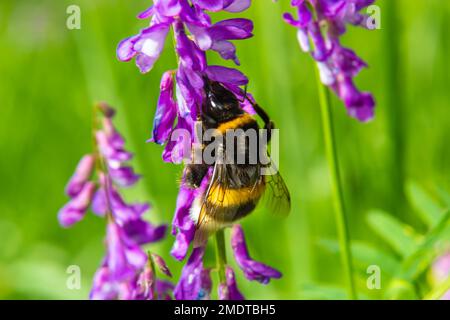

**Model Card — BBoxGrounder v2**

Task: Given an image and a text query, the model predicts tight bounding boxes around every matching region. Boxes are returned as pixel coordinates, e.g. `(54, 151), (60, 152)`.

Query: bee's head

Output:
(202, 79), (243, 123)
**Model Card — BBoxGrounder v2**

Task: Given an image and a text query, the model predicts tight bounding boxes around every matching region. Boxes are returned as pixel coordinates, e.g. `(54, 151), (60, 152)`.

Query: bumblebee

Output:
(184, 79), (291, 247)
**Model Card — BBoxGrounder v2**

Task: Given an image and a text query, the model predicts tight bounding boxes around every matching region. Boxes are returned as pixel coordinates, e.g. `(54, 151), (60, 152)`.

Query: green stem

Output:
(384, 0), (405, 215)
(423, 277), (450, 300)
(215, 229), (227, 284)
(315, 70), (357, 300)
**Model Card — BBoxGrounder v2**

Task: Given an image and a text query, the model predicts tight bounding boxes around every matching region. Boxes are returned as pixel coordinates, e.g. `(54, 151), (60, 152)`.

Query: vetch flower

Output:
(59, 103), (169, 300)
(65, 154), (95, 197)
(218, 267), (245, 300)
(284, 0), (376, 121)
(171, 171), (211, 261)
(231, 225), (282, 284)
(120, 0), (283, 301)
(118, 0), (253, 163)
(58, 181), (96, 227)
(134, 253), (174, 300)
(173, 247), (212, 300)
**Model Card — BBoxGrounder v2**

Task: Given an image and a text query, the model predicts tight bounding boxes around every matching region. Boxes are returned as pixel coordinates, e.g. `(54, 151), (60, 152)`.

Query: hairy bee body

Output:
(187, 113), (266, 232)
(183, 80), (290, 246)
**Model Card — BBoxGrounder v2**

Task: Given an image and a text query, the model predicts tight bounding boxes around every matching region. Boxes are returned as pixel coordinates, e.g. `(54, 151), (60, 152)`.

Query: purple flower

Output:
(284, 0), (376, 121)
(123, 218), (167, 245)
(59, 103), (168, 300)
(134, 261), (156, 300)
(151, 71), (178, 145)
(134, 254), (174, 300)
(65, 154), (95, 197)
(171, 170), (211, 260)
(91, 182), (149, 225)
(118, 23), (171, 73)
(90, 266), (135, 300)
(231, 225), (282, 284)
(90, 220), (147, 300)
(155, 280), (175, 300)
(218, 267), (245, 300)
(118, 1), (253, 163)
(118, 0), (284, 301)
(106, 221), (147, 281)
(174, 247), (212, 300)
(58, 181), (96, 227)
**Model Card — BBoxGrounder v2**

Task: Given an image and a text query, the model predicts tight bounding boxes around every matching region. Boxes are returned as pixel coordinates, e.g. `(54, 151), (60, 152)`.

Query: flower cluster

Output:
(117, 0), (255, 164)
(284, 0), (376, 122)
(118, 0), (283, 300)
(58, 103), (170, 300)
(173, 224), (281, 300)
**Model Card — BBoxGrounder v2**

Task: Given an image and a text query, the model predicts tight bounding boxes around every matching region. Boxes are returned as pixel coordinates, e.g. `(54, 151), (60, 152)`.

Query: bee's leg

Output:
(239, 85), (248, 103)
(184, 163), (209, 189)
(251, 103), (275, 142)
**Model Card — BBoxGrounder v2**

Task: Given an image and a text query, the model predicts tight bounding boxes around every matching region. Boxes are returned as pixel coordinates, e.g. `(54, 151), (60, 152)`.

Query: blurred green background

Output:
(0, 0), (449, 299)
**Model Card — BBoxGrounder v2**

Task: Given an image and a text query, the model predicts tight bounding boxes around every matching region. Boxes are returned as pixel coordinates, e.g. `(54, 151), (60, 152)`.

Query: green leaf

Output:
(437, 186), (450, 209)
(384, 278), (418, 300)
(406, 182), (443, 227)
(367, 210), (421, 258)
(400, 210), (450, 280)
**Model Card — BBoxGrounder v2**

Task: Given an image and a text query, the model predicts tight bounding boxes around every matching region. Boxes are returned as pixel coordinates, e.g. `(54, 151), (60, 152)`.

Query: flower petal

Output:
(218, 267), (245, 300)
(65, 154), (95, 197)
(231, 225), (282, 284)
(58, 182), (96, 227)
(154, 0), (182, 17)
(123, 219), (167, 245)
(205, 66), (248, 86)
(174, 247), (211, 300)
(191, 0), (224, 12)
(152, 71), (177, 144)
(117, 35), (139, 61)
(224, 0), (251, 13)
(133, 24), (170, 73)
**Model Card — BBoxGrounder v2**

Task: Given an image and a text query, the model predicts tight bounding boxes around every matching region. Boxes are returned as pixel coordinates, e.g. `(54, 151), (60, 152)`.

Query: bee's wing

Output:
(260, 162), (291, 217)
(193, 162), (261, 247)
(193, 162), (231, 247)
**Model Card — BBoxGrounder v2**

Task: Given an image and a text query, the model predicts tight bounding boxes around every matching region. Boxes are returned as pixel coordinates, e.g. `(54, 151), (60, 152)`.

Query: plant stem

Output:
(423, 277), (450, 300)
(215, 229), (227, 284)
(384, 0), (405, 215)
(315, 70), (357, 300)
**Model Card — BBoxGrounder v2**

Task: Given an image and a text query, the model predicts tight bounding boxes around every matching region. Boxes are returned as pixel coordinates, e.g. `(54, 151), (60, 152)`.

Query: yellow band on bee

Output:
(216, 114), (255, 134)
(207, 181), (265, 207)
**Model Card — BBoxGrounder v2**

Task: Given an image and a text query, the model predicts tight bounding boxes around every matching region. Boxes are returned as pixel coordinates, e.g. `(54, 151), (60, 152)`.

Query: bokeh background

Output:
(0, 0), (449, 299)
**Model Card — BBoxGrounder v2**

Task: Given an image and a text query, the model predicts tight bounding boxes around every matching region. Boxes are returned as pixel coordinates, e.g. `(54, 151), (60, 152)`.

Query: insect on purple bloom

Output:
(118, 0), (286, 300)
